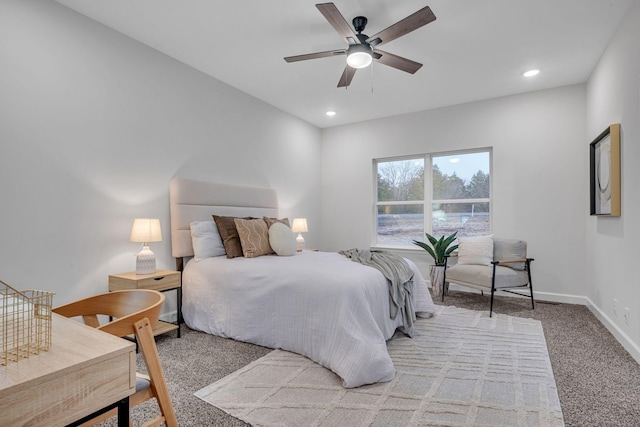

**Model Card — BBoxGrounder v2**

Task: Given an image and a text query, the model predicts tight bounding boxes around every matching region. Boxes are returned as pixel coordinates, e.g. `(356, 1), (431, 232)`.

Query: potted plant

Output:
(412, 231), (458, 296)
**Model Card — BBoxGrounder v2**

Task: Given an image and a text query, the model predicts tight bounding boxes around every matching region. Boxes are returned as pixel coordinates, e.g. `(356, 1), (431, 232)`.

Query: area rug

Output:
(195, 306), (564, 426)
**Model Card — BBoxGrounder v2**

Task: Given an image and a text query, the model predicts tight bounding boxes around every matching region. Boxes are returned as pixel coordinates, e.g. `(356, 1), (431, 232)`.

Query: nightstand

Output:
(109, 269), (182, 338)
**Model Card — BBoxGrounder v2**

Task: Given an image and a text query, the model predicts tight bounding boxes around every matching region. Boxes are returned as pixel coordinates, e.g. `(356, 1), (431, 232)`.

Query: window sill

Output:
(369, 245), (423, 254)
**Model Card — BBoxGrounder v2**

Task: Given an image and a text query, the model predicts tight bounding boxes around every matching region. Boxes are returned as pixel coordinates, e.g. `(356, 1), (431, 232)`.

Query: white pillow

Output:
(457, 234), (494, 266)
(268, 222), (296, 256)
(190, 221), (225, 259)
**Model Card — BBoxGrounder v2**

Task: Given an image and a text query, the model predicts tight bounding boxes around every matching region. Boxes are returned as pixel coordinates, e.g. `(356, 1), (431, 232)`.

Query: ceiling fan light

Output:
(346, 44), (373, 69)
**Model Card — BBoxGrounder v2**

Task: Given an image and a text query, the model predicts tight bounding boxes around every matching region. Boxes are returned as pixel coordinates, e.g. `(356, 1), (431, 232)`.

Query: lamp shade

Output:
(129, 218), (162, 243)
(291, 218), (308, 233)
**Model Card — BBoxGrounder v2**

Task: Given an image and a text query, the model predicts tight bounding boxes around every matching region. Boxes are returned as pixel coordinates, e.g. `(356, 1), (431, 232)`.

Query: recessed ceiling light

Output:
(523, 69), (540, 77)
(325, 111), (336, 117)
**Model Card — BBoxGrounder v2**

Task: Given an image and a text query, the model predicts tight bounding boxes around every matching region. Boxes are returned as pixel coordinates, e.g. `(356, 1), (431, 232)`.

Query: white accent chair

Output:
(443, 237), (534, 317)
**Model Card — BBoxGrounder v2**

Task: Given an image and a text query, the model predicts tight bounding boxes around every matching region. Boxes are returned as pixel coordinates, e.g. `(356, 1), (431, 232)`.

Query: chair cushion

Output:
(446, 264), (529, 289)
(457, 235), (494, 266)
(136, 376), (151, 392)
(493, 238), (527, 270)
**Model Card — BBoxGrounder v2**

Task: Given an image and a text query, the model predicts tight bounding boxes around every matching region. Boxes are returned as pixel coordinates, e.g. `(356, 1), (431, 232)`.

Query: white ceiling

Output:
(55, 0), (633, 128)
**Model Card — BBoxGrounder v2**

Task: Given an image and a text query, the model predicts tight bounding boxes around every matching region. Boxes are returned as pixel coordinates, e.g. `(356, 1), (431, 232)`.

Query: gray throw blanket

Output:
(339, 248), (416, 337)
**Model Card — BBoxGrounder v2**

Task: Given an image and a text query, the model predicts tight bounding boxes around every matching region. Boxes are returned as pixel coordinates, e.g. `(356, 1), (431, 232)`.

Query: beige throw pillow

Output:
(457, 234), (494, 266)
(234, 218), (274, 258)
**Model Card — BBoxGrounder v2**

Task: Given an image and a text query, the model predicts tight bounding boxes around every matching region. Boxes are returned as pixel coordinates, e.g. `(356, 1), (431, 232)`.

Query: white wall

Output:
(0, 0), (321, 307)
(586, 1), (640, 355)
(320, 84), (587, 299)
(3, 0), (639, 359)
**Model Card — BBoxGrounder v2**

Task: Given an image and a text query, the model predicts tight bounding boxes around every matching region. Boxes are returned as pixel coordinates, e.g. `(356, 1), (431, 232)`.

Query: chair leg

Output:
(489, 263), (497, 317)
(441, 261), (447, 303)
(489, 289), (495, 318)
(527, 260), (535, 310)
(135, 318), (179, 427)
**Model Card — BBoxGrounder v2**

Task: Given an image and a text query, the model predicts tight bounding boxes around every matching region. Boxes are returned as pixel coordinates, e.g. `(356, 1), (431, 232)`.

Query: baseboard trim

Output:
(533, 291), (588, 305)
(584, 297), (640, 365)
(532, 292), (640, 364)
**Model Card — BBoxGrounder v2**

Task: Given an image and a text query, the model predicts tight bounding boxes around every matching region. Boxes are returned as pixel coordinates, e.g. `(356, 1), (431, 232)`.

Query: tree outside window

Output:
(376, 158), (424, 246)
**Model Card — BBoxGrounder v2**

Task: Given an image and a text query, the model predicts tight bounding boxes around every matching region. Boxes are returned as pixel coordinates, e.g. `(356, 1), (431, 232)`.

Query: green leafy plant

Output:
(412, 231), (459, 266)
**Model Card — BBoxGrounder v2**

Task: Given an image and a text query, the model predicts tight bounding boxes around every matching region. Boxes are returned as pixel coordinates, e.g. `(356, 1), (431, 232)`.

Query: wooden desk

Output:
(0, 314), (135, 426)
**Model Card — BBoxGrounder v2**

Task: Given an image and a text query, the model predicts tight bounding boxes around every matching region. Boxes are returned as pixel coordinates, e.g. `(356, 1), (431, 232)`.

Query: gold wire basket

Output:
(1, 280), (55, 366)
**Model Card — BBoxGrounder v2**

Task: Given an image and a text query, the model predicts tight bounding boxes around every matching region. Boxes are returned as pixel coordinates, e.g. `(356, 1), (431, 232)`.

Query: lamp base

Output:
(296, 234), (305, 252)
(136, 244), (156, 275)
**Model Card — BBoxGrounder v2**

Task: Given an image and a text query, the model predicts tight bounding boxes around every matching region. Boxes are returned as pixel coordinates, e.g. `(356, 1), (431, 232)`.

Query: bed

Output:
(169, 177), (436, 388)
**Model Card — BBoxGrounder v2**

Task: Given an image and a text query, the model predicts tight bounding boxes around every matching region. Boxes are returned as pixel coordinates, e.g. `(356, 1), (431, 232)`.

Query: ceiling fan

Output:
(284, 2), (436, 88)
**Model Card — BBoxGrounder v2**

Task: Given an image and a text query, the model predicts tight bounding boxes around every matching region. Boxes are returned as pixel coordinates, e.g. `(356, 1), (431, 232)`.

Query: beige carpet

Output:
(195, 306), (564, 427)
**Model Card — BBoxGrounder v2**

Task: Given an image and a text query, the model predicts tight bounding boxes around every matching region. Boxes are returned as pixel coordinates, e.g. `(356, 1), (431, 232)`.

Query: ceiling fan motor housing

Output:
(352, 16), (368, 33)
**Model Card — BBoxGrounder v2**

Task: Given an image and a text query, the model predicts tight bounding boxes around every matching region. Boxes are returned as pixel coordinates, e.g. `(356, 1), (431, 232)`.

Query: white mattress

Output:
(182, 250), (436, 388)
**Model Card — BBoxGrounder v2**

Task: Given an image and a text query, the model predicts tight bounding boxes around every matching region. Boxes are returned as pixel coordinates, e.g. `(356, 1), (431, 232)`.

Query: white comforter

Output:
(182, 251), (436, 388)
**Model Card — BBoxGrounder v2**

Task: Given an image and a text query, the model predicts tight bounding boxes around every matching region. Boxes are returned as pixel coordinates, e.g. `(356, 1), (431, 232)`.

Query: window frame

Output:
(373, 148), (492, 249)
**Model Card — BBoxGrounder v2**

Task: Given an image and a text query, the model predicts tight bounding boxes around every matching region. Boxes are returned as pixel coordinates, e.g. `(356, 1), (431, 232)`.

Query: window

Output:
(376, 157), (425, 246)
(375, 149), (491, 247)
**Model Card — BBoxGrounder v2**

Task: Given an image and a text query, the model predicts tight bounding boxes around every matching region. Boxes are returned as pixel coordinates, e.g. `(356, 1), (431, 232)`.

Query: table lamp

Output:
(130, 218), (162, 274)
(291, 218), (308, 251)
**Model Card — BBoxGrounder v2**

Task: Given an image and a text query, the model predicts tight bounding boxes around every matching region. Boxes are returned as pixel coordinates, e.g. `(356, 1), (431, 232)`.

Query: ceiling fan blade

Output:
(316, 3), (361, 45)
(366, 6), (436, 47)
(284, 49), (346, 63)
(337, 66), (357, 87)
(374, 50), (423, 74)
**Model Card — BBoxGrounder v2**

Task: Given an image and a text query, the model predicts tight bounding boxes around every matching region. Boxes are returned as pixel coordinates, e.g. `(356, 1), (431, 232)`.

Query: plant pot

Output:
(429, 265), (447, 296)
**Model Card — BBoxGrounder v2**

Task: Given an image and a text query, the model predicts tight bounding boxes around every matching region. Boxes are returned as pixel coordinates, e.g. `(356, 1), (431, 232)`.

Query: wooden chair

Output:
(53, 289), (178, 427)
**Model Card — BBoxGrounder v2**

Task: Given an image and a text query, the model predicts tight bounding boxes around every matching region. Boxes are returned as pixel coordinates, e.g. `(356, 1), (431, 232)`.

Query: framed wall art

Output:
(590, 123), (620, 216)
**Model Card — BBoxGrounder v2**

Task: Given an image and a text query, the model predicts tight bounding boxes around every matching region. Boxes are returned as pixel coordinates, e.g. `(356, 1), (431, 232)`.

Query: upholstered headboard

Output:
(169, 177), (278, 261)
